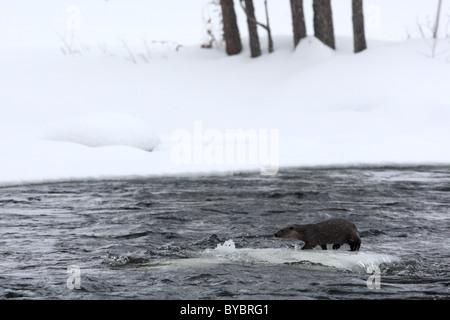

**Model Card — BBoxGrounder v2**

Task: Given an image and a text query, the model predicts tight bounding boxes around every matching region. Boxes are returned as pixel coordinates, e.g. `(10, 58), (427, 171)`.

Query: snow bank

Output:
(0, 0), (449, 186)
(41, 112), (160, 151)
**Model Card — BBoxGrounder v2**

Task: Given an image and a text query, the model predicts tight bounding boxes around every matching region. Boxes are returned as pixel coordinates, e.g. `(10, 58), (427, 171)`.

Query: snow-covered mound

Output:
(0, 37), (449, 186)
(42, 112), (160, 151)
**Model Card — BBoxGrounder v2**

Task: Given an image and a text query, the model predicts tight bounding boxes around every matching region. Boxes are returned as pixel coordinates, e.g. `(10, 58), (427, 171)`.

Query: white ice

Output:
(144, 239), (399, 273)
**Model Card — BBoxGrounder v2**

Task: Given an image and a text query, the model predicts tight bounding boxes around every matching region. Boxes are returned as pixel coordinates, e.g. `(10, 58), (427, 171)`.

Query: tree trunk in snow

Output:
(352, 0), (367, 53)
(242, 0), (262, 58)
(313, 0), (335, 49)
(220, 0), (242, 55)
(290, 0), (307, 48)
(263, 0), (274, 53)
(240, 0), (273, 54)
(431, 0), (443, 58)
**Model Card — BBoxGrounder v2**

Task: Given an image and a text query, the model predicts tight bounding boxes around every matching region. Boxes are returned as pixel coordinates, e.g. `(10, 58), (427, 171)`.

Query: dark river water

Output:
(0, 166), (449, 300)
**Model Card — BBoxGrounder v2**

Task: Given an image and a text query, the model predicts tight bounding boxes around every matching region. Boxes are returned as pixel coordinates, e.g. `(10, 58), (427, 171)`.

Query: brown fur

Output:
(274, 218), (361, 251)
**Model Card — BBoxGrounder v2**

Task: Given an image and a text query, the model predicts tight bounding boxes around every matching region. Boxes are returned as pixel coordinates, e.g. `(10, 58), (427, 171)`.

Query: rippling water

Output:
(0, 166), (449, 299)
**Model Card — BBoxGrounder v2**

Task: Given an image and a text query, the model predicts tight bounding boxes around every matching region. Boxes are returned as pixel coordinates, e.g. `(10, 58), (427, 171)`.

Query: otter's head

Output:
(274, 225), (303, 239)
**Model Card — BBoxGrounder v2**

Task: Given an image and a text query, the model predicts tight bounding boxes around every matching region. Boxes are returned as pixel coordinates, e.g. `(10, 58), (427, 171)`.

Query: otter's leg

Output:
(348, 240), (361, 251)
(320, 244), (327, 250)
(349, 231), (361, 251)
(332, 244), (341, 250)
(301, 243), (315, 250)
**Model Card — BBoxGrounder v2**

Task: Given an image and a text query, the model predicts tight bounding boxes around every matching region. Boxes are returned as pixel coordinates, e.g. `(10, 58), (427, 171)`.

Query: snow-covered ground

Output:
(1, 0), (449, 185)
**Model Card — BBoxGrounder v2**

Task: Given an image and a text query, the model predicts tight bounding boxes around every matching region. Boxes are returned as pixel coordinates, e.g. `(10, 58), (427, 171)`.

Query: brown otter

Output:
(274, 218), (361, 251)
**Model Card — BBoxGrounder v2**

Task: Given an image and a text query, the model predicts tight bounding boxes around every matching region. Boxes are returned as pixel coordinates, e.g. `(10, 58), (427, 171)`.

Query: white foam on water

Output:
(144, 240), (400, 273)
(215, 239), (236, 252)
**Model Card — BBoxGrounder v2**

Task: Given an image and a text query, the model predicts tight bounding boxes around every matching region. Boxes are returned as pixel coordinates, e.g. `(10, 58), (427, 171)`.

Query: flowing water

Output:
(0, 166), (449, 299)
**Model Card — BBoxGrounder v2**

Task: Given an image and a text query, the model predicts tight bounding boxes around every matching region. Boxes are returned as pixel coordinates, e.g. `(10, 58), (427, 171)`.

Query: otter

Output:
(274, 218), (361, 251)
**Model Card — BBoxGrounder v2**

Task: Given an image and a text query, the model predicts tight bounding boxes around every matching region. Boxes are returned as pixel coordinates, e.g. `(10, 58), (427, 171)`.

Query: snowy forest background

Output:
(0, 0), (449, 185)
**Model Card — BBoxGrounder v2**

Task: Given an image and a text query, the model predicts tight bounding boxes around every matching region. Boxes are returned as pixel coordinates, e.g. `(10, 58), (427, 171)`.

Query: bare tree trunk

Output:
(352, 0), (367, 53)
(263, 0), (274, 53)
(313, 0), (335, 49)
(432, 0), (443, 57)
(220, 0), (242, 55)
(239, 0), (273, 54)
(241, 0), (262, 57)
(290, 0), (307, 48)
